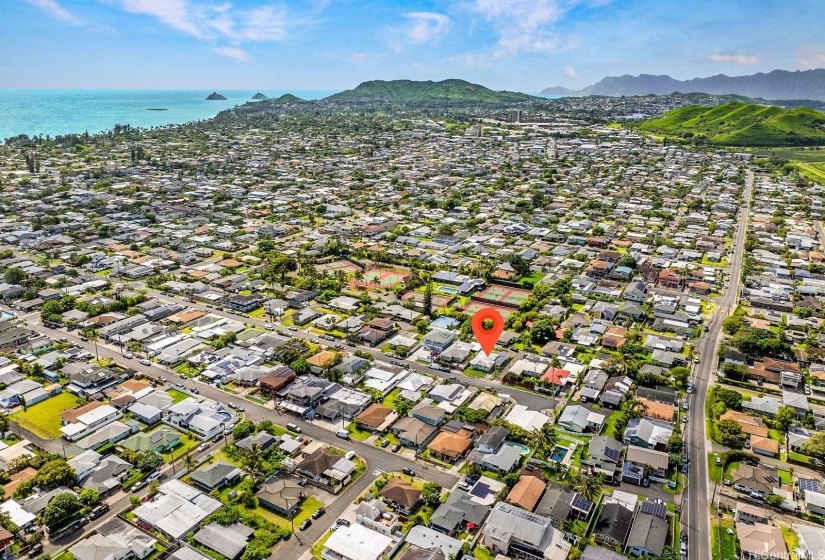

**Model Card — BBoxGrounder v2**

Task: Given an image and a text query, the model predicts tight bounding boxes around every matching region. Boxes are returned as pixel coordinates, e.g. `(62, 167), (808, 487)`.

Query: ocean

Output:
(0, 89), (338, 141)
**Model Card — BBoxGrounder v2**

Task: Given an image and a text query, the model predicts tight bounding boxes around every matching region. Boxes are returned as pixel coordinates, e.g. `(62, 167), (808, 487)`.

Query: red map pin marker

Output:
(472, 308), (504, 357)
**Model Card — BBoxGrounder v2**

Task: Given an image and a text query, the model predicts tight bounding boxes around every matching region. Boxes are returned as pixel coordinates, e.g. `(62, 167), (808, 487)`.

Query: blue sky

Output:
(3, 0), (824, 91)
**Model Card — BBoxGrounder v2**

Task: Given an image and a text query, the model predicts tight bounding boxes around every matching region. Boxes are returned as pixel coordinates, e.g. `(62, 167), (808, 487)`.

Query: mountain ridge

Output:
(543, 69), (825, 101)
(637, 101), (825, 146)
(324, 79), (536, 104)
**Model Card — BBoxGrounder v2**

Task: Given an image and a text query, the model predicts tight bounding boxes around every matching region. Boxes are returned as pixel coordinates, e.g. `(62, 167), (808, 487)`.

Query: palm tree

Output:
(573, 473), (604, 505)
(85, 326), (101, 363)
(621, 398), (647, 420)
(531, 424), (559, 460)
(182, 453), (195, 474)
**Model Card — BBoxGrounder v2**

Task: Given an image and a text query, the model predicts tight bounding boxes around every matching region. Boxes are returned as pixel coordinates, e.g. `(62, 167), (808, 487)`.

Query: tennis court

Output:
(461, 301), (514, 319)
(357, 268), (406, 288)
(476, 285), (532, 307)
(401, 291), (452, 309)
(315, 260), (361, 274)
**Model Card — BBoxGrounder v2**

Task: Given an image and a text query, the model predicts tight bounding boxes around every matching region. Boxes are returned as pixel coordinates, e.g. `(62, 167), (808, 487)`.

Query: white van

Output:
(336, 430), (351, 440)
(345, 451), (356, 460)
(286, 423), (302, 433)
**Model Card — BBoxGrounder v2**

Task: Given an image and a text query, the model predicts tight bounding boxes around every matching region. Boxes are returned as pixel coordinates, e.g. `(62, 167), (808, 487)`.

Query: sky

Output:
(3, 0), (825, 92)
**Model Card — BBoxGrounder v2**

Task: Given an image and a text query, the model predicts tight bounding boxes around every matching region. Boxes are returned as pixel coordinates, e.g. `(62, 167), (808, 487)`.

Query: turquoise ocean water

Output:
(0, 89), (338, 141)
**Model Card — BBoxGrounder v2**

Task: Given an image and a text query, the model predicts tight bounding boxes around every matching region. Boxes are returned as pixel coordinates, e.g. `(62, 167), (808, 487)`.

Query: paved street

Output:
(684, 170), (752, 560)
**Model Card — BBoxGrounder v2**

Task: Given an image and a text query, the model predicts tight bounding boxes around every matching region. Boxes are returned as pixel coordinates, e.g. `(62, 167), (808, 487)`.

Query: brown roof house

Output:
(735, 522), (788, 560)
(380, 478), (422, 515)
(356, 404), (398, 433)
(427, 429), (473, 463)
(259, 365), (296, 395)
(505, 475), (546, 512)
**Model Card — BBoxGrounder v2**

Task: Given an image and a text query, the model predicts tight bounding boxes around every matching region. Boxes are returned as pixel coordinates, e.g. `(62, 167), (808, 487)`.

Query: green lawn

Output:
(789, 451), (811, 464)
(311, 530), (334, 559)
(601, 410), (623, 438)
(708, 454), (723, 484)
(150, 428), (197, 460)
(12, 392), (82, 439)
(376, 433), (400, 447)
(782, 525), (800, 560)
(166, 388), (190, 403)
(473, 547), (496, 560)
(255, 496), (324, 531)
(382, 388), (401, 409)
(720, 517), (737, 560)
(778, 469), (792, 486)
(463, 367), (490, 378)
(345, 423), (372, 441)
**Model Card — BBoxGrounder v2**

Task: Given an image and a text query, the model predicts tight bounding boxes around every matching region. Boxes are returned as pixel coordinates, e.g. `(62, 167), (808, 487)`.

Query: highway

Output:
(684, 170), (752, 560)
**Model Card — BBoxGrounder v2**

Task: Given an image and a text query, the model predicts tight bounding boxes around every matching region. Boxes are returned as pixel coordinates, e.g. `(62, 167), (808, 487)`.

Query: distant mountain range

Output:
(638, 102), (825, 147)
(543, 69), (825, 101)
(324, 79), (534, 104)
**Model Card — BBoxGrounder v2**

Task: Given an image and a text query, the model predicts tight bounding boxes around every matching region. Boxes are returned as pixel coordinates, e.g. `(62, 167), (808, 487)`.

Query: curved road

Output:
(684, 170), (752, 560)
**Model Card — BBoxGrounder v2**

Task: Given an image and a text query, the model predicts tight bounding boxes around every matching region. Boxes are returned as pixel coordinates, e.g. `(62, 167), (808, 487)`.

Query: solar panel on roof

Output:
(470, 483), (490, 498)
(571, 494), (593, 512)
(640, 500), (667, 518)
(604, 447), (620, 461)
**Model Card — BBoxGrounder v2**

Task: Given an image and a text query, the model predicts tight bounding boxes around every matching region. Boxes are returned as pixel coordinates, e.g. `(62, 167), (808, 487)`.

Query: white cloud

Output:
(213, 47), (250, 61)
(402, 12), (451, 45)
(468, 0), (595, 57)
(115, 0), (290, 42)
(388, 11), (451, 52)
(708, 53), (760, 65)
(796, 46), (825, 70)
(25, 0), (82, 25)
(564, 65), (579, 78)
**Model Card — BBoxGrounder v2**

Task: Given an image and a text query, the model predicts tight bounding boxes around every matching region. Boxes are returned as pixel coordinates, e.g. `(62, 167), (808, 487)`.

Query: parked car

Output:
(311, 507), (325, 519)
(124, 352), (134, 359)
(131, 480), (148, 492)
(146, 471), (162, 482)
(198, 442), (209, 452)
(140, 359), (151, 366)
(299, 519), (311, 531)
(336, 430), (351, 440)
(27, 543), (43, 557)
(402, 467), (415, 476)
(336, 519), (350, 527)
(88, 504), (109, 520)
(381, 439), (390, 448)
(391, 444), (401, 453)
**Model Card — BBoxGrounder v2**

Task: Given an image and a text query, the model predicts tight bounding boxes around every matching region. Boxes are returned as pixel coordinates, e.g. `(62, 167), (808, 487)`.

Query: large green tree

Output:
(42, 492), (83, 530)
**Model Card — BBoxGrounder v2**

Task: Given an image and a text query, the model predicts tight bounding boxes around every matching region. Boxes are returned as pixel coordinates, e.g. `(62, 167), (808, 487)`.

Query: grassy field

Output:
(601, 410), (623, 439)
(12, 392), (82, 439)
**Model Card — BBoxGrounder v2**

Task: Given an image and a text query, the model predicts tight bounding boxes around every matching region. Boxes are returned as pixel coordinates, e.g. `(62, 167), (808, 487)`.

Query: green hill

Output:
(324, 79), (535, 104)
(272, 93), (306, 103)
(639, 102), (825, 146)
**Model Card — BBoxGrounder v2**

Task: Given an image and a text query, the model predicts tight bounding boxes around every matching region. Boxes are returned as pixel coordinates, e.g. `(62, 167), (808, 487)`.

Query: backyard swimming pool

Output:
(550, 446), (568, 462)
(506, 442), (531, 456)
(437, 286), (458, 294)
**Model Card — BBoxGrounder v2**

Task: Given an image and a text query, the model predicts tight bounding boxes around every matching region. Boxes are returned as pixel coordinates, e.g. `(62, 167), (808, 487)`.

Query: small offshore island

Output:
(251, 92), (267, 99)
(206, 91), (227, 100)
